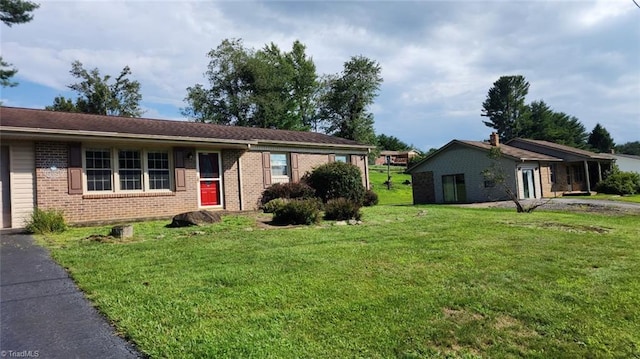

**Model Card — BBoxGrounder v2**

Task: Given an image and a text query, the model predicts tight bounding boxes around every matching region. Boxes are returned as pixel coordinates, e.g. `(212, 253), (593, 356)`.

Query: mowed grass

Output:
(369, 165), (413, 205)
(589, 193), (640, 203)
(40, 206), (640, 358)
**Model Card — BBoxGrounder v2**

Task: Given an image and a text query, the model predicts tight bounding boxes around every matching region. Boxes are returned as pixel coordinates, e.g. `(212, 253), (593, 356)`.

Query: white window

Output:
(147, 152), (171, 190)
(86, 149), (112, 191)
(85, 148), (172, 193)
(335, 154), (349, 163)
(270, 153), (289, 184)
(118, 150), (142, 190)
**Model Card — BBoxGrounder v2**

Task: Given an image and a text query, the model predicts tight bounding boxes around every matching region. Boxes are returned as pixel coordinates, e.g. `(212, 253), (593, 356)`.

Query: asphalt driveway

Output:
(0, 233), (141, 359)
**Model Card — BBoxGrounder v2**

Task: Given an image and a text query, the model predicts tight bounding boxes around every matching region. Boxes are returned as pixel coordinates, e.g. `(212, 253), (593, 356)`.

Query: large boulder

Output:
(169, 210), (222, 227)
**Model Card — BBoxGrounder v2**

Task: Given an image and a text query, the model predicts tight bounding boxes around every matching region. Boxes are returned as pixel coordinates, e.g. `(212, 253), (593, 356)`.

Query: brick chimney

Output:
(489, 132), (499, 147)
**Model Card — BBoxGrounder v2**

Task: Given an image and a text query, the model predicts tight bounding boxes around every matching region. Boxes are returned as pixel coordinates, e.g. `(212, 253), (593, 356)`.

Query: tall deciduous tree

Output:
(587, 123), (615, 153)
(377, 134), (410, 151)
(183, 39), (319, 131)
(47, 61), (143, 117)
(481, 75), (530, 141)
(320, 55), (382, 145)
(1, 0), (39, 87)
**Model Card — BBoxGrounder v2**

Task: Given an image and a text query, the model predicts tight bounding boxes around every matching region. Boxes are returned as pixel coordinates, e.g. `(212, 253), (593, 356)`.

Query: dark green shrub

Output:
(25, 208), (67, 234)
(305, 162), (365, 204)
(324, 198), (362, 221)
(272, 199), (321, 225)
(596, 169), (640, 195)
(262, 198), (287, 213)
(363, 189), (379, 207)
(260, 182), (316, 205)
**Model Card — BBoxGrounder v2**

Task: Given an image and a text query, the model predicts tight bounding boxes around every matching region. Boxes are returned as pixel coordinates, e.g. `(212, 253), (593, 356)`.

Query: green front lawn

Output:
(589, 193), (640, 203)
(40, 206), (640, 358)
(369, 165), (413, 205)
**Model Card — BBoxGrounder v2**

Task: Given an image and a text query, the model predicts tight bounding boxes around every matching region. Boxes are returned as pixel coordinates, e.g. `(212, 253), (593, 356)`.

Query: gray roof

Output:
(507, 138), (614, 160)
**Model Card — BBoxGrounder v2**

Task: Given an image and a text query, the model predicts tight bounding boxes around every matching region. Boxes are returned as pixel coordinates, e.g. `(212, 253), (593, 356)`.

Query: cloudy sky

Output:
(2, 0), (639, 150)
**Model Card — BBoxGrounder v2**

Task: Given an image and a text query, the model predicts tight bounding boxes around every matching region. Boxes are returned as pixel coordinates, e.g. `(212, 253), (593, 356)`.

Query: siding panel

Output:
(10, 142), (35, 228)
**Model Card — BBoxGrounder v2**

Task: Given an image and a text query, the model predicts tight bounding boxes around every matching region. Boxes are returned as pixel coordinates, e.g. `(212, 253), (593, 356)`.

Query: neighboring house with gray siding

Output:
(612, 154), (640, 174)
(408, 133), (560, 204)
(0, 107), (372, 228)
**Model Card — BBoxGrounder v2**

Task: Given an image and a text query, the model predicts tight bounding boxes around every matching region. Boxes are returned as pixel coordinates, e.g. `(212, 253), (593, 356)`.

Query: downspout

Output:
(237, 153), (244, 211)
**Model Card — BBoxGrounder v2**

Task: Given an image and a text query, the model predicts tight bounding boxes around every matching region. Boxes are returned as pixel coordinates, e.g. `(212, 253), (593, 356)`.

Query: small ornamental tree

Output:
(305, 161), (365, 204)
(481, 147), (549, 213)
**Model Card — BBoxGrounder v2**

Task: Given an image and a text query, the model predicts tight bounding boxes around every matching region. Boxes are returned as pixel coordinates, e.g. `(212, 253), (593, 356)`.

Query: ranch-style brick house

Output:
(0, 107), (372, 228)
(408, 133), (614, 204)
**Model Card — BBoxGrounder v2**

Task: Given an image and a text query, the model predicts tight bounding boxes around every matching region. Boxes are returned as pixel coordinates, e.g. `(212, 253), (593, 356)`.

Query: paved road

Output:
(1, 233), (142, 359)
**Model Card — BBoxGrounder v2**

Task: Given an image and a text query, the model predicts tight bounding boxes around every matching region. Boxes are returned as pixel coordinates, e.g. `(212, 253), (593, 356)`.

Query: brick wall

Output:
(221, 149), (243, 211)
(240, 150), (370, 210)
(35, 141), (200, 224)
(411, 171), (435, 204)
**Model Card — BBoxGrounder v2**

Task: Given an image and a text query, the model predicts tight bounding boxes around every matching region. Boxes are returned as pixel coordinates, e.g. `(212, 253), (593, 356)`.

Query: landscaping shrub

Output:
(262, 198), (287, 214)
(324, 198), (362, 221)
(305, 162), (365, 204)
(25, 208), (67, 234)
(363, 189), (379, 207)
(596, 169), (640, 195)
(272, 199), (321, 225)
(260, 182), (315, 205)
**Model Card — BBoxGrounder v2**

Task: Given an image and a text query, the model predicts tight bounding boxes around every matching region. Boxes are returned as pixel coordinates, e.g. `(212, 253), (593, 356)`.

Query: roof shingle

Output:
(0, 107), (369, 148)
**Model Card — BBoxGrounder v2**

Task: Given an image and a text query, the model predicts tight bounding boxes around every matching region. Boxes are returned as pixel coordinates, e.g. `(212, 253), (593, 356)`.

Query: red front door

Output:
(198, 153), (221, 206)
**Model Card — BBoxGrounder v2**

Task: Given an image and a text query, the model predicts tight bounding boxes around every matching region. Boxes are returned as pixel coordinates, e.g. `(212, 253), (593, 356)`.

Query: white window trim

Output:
(270, 152), (290, 184)
(82, 146), (174, 194)
(196, 151), (224, 208)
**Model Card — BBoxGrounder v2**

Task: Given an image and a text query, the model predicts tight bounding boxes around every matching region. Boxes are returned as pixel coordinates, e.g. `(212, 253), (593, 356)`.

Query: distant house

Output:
(374, 150), (419, 166)
(611, 153), (640, 174)
(407, 133), (614, 204)
(0, 107), (372, 228)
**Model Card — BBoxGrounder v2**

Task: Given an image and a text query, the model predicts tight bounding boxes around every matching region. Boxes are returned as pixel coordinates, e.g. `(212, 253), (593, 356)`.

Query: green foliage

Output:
(25, 208), (67, 234)
(588, 123), (615, 153)
(319, 56), (382, 145)
(1, 0), (39, 26)
(363, 189), (379, 206)
(520, 100), (588, 149)
(183, 39), (319, 131)
(481, 75), (529, 141)
(45, 95), (78, 112)
(324, 198), (362, 221)
(596, 167), (640, 195)
(615, 141), (640, 156)
(1, 0), (39, 87)
(47, 61), (143, 117)
(377, 134), (410, 151)
(260, 182), (315, 205)
(0, 56), (18, 87)
(306, 162), (365, 204)
(272, 198), (321, 225)
(262, 198), (287, 214)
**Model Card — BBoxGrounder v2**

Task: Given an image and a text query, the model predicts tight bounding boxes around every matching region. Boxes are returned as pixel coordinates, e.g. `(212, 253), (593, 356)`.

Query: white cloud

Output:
(2, 1), (638, 146)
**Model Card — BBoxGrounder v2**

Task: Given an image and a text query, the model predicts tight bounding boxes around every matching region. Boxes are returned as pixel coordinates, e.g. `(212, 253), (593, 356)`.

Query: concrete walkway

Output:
(1, 233), (141, 359)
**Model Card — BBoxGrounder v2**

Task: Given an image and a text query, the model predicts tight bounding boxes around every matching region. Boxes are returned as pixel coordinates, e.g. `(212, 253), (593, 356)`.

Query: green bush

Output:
(324, 198), (362, 221)
(305, 162), (365, 204)
(596, 169), (640, 195)
(260, 182), (316, 205)
(25, 208), (67, 234)
(363, 189), (379, 207)
(262, 198), (288, 214)
(272, 199), (321, 225)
